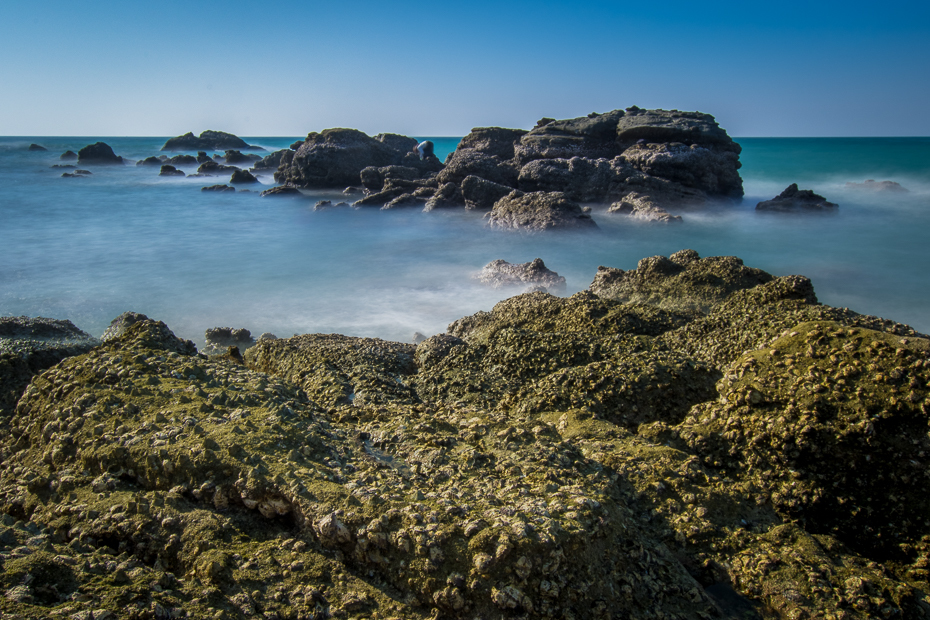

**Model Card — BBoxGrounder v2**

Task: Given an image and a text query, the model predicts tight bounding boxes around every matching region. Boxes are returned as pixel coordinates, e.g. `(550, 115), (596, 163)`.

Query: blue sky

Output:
(1, 0), (927, 137)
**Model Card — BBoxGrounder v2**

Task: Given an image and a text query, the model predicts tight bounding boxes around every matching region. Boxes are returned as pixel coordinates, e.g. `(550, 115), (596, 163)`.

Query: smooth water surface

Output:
(1, 136), (928, 346)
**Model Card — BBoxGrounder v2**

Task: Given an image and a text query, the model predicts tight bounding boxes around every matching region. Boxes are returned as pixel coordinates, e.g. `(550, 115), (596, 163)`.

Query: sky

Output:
(1, 0), (928, 137)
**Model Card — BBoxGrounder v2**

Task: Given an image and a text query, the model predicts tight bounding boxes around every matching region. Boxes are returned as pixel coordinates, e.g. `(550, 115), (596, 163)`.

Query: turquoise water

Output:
(1, 136), (928, 346)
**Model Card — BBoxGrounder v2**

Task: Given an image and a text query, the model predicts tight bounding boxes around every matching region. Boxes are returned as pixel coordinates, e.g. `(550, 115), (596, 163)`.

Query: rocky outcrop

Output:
(0, 316), (98, 416)
(224, 150), (261, 165)
(2, 251), (929, 619)
(229, 169), (259, 185)
(101, 311), (150, 342)
(619, 142), (742, 198)
(453, 126), (528, 160)
(756, 183), (838, 211)
(845, 179), (908, 192)
(161, 130), (262, 152)
(274, 130), (420, 188)
(202, 327), (256, 356)
(606, 192), (682, 222)
(590, 249), (772, 315)
(158, 164), (185, 177)
(167, 154), (198, 166)
(461, 175), (514, 210)
(423, 182), (464, 211)
(251, 149), (291, 171)
(485, 191), (597, 231)
(136, 156), (166, 166)
(77, 142), (124, 165)
(27, 144), (47, 152)
(201, 184), (235, 192)
(59, 150), (77, 161)
(477, 258), (566, 293)
(260, 186), (303, 197)
(195, 161), (239, 176)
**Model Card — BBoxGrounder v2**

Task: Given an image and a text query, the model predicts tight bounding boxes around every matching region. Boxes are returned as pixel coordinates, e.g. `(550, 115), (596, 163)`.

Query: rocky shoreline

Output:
(2, 251), (929, 619)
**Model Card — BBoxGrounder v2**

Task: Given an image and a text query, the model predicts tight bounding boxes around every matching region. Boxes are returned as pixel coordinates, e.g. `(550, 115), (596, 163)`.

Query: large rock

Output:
(223, 150), (261, 165)
(167, 154), (198, 166)
(161, 130), (262, 152)
(590, 249), (772, 315)
(619, 142), (743, 198)
(436, 150), (518, 188)
(514, 109), (629, 164)
(250, 149), (292, 171)
(59, 150), (77, 161)
(229, 169), (259, 185)
(77, 142), (124, 165)
(195, 161), (239, 176)
(0, 316), (98, 416)
(460, 175), (514, 210)
(274, 129), (419, 189)
(423, 182), (465, 211)
(485, 191), (597, 231)
(454, 127), (528, 160)
(517, 156), (620, 202)
(158, 164), (185, 177)
(477, 258), (567, 293)
(756, 183), (838, 211)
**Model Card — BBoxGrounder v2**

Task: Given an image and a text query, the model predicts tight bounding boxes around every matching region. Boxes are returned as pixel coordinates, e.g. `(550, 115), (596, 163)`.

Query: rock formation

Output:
(27, 144), (47, 152)
(229, 170), (259, 185)
(159, 165), (185, 177)
(484, 191), (597, 231)
(845, 179), (908, 192)
(756, 183), (838, 212)
(1, 252), (929, 618)
(59, 150), (77, 161)
(477, 258), (567, 293)
(77, 142), (124, 165)
(161, 131), (263, 152)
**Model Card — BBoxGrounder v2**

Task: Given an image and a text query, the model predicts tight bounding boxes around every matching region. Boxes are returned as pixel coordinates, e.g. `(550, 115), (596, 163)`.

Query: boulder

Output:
(614, 106), (740, 150)
(274, 129), (418, 189)
(251, 149), (292, 171)
(359, 165), (422, 192)
(195, 161), (239, 176)
(756, 183), (838, 212)
(229, 169), (259, 185)
(589, 249), (772, 315)
(455, 127), (528, 160)
(461, 175), (515, 210)
(517, 156), (619, 202)
(485, 191), (597, 231)
(477, 258), (567, 293)
(167, 154), (198, 166)
(59, 150), (77, 161)
(161, 130), (263, 152)
(100, 311), (150, 342)
(224, 150), (261, 165)
(436, 150), (518, 187)
(514, 109), (628, 164)
(136, 156), (166, 167)
(620, 142), (743, 198)
(260, 186), (304, 197)
(606, 192), (682, 223)
(845, 179), (908, 193)
(0, 316), (98, 416)
(201, 184), (235, 192)
(196, 151), (213, 164)
(423, 182), (464, 211)
(27, 143), (47, 152)
(159, 165), (185, 177)
(202, 327), (255, 356)
(77, 142), (123, 165)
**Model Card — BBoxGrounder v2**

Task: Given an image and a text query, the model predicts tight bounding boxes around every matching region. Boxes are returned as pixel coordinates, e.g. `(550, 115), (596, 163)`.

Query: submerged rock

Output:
(229, 169), (259, 185)
(260, 185), (304, 197)
(477, 258), (567, 293)
(756, 183), (838, 211)
(158, 164), (184, 177)
(845, 179), (908, 192)
(27, 143), (47, 152)
(201, 184), (235, 192)
(59, 150), (77, 161)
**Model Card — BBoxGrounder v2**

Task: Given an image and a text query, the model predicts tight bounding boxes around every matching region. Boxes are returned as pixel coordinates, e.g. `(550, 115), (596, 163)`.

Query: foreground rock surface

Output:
(2, 251), (929, 619)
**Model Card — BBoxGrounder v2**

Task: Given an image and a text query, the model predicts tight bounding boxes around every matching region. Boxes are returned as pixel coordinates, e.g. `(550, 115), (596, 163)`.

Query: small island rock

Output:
(756, 183), (838, 212)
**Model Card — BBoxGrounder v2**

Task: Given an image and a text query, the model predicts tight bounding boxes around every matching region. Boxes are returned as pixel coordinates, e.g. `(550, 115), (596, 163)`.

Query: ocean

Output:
(1, 135), (928, 347)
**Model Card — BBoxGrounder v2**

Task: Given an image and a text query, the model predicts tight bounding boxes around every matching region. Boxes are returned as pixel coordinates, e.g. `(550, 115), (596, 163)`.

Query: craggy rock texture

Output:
(3, 251), (930, 619)
(607, 192), (683, 223)
(203, 328), (256, 356)
(477, 258), (567, 293)
(229, 170), (260, 185)
(756, 184), (838, 212)
(161, 131), (261, 152)
(0, 317), (99, 417)
(485, 191), (598, 231)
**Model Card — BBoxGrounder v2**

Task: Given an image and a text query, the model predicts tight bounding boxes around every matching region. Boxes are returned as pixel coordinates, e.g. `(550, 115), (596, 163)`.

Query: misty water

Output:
(2, 136), (929, 347)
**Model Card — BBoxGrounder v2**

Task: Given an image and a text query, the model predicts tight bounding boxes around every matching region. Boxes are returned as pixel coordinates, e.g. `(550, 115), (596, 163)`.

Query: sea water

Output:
(1, 136), (928, 347)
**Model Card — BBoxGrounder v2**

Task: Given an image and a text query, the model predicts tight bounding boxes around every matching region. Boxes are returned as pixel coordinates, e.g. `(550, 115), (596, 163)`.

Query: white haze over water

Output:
(1, 136), (929, 348)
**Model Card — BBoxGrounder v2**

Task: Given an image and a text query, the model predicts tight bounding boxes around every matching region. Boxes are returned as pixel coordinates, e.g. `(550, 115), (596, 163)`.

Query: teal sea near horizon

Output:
(2, 135), (929, 347)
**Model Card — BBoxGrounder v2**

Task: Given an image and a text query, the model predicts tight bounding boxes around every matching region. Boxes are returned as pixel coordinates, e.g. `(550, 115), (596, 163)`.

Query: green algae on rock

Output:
(2, 250), (930, 619)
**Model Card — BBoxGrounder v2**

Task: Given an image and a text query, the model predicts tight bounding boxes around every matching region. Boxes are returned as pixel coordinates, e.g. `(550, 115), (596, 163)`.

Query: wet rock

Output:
(136, 156), (166, 166)
(274, 129), (419, 189)
(845, 179), (908, 192)
(27, 143), (48, 152)
(590, 249), (772, 315)
(436, 150), (518, 188)
(423, 182), (464, 211)
(0, 316), (99, 416)
(229, 169), (259, 185)
(201, 184), (235, 192)
(461, 175), (514, 210)
(477, 258), (566, 293)
(756, 183), (838, 211)
(60, 150), (78, 161)
(195, 161), (239, 176)
(250, 149), (291, 172)
(167, 154), (198, 166)
(260, 186), (304, 197)
(203, 328), (256, 356)
(620, 141), (743, 198)
(607, 192), (682, 222)
(223, 150), (261, 165)
(158, 165), (184, 177)
(196, 151), (213, 164)
(485, 191), (597, 231)
(161, 130), (262, 152)
(77, 142), (123, 165)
